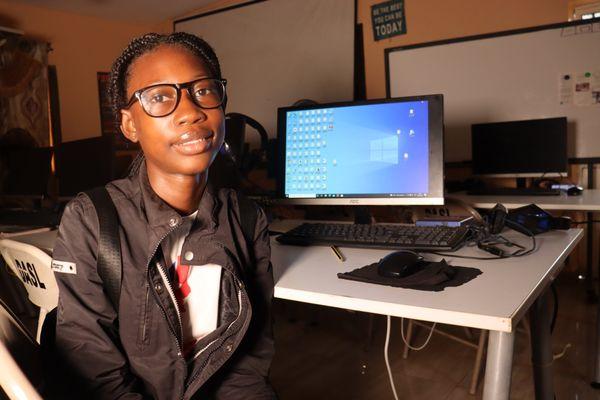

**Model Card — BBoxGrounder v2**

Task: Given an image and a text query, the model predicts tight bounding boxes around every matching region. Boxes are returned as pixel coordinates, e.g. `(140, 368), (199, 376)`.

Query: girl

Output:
(51, 32), (276, 399)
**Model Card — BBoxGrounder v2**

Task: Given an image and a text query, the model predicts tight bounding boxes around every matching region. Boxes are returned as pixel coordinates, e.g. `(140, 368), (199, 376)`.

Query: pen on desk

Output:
(331, 245), (345, 262)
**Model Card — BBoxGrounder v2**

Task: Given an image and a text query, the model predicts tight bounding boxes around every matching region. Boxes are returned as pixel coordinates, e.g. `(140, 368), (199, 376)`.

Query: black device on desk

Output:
(274, 94), (470, 251)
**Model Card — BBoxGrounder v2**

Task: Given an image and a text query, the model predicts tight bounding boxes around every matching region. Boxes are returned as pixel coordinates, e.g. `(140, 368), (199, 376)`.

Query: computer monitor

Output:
(55, 136), (119, 197)
(276, 94), (445, 205)
(471, 117), (568, 178)
(0, 147), (52, 197)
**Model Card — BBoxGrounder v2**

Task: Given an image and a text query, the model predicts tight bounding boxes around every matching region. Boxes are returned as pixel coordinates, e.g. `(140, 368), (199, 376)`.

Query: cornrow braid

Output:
(107, 32), (223, 176)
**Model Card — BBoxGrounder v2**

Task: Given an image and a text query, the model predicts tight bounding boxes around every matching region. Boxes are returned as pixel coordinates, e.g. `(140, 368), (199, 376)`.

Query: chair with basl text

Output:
(0, 239), (57, 343)
(0, 298), (43, 400)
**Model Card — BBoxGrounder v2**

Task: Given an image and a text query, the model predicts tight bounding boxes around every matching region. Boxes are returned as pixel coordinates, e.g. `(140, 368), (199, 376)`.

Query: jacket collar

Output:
(137, 161), (219, 232)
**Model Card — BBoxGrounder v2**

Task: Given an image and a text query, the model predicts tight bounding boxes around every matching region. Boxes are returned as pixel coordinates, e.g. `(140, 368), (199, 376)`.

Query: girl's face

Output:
(120, 45), (225, 180)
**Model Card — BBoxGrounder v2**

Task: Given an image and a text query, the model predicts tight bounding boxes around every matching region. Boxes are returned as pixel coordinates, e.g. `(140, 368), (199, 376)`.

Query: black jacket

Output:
(52, 164), (275, 399)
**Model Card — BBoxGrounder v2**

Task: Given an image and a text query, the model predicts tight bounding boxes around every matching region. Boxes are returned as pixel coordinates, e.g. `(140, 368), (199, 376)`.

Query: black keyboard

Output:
(276, 222), (470, 251)
(466, 188), (560, 196)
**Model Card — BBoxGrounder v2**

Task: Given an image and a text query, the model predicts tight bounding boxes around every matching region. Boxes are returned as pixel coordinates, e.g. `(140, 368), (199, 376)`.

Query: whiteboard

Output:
(175, 0), (355, 142)
(387, 20), (600, 162)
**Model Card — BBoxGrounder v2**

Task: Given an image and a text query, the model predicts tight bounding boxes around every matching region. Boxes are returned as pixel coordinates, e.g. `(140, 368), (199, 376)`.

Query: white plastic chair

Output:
(0, 239), (58, 343)
(0, 299), (43, 400)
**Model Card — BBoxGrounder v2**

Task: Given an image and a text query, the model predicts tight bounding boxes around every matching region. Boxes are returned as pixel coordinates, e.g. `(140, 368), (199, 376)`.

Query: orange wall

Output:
(358, 0), (569, 99)
(0, 1), (158, 142)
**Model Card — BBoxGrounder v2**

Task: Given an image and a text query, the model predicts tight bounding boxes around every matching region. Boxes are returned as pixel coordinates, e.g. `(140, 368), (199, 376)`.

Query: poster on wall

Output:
(97, 72), (133, 149)
(371, 0), (406, 41)
(559, 70), (600, 106)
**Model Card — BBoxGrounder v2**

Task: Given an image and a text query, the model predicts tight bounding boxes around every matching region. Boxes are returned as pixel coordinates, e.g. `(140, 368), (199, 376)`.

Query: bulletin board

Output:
(386, 19), (600, 162)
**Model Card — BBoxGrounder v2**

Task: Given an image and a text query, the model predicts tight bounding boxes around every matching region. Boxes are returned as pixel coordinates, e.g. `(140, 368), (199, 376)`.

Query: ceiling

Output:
(11, 0), (219, 25)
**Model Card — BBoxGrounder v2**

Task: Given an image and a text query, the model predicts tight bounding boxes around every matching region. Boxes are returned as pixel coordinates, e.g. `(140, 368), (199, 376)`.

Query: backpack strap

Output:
(84, 187), (122, 311)
(238, 194), (258, 263)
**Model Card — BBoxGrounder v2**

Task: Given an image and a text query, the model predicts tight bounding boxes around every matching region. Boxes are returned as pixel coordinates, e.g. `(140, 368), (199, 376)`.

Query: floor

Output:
(269, 272), (600, 399)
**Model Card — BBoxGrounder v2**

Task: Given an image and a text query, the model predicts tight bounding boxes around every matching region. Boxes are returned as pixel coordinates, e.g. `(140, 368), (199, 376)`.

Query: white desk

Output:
(270, 220), (583, 400)
(449, 189), (600, 211)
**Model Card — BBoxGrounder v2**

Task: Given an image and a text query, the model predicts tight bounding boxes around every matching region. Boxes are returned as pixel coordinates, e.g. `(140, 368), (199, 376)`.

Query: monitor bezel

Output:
(276, 94), (445, 206)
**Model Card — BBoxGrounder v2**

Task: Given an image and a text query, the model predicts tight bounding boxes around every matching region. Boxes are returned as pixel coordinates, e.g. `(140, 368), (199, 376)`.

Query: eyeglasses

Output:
(125, 78), (227, 117)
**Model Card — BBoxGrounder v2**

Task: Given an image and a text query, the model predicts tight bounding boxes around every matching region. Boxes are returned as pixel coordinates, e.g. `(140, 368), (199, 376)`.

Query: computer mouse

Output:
(377, 250), (425, 279)
(567, 185), (583, 196)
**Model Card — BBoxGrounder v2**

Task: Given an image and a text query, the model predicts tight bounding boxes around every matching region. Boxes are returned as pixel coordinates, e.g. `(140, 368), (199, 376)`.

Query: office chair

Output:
(0, 299), (43, 400)
(0, 239), (58, 343)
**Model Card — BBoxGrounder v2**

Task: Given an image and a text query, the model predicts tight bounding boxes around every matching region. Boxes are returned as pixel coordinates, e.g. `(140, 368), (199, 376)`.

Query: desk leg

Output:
(592, 302), (600, 387)
(529, 289), (554, 399)
(586, 212), (596, 301)
(483, 330), (515, 400)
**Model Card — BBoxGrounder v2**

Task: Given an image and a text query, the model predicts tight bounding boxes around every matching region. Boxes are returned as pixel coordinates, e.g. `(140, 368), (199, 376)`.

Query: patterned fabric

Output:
(0, 33), (50, 147)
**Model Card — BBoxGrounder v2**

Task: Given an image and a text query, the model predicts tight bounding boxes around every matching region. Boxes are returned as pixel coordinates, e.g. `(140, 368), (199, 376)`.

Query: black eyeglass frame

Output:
(124, 78), (227, 117)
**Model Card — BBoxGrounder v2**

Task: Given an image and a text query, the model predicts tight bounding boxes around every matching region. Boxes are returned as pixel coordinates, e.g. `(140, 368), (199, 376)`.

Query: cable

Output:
(400, 317), (437, 351)
(384, 316), (399, 400)
(425, 226), (537, 260)
(553, 343), (571, 360)
(383, 316), (439, 400)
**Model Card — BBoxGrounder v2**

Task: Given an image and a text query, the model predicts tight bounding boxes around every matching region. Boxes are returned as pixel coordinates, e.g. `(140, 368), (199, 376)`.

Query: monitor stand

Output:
(354, 206), (374, 225)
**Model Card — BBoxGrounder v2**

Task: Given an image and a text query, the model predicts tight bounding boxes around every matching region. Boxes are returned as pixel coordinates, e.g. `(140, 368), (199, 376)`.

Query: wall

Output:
(173, 0), (252, 22)
(357, 0), (569, 99)
(0, 1), (159, 143)
(179, 0), (570, 100)
(0, 0), (572, 141)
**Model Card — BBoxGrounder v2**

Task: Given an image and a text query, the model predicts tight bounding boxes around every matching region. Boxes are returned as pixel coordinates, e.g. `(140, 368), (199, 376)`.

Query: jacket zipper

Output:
(185, 280), (244, 392)
(191, 285), (243, 362)
(140, 283), (150, 344)
(156, 259), (184, 342)
(189, 241), (245, 363)
(145, 225), (186, 400)
(184, 240), (249, 392)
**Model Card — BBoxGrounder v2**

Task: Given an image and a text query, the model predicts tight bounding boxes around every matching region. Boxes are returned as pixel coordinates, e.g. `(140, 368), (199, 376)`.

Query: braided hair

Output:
(107, 32), (223, 175)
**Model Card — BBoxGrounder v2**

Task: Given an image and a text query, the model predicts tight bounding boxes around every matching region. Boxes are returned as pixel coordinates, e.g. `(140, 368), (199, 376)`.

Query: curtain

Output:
(0, 32), (50, 147)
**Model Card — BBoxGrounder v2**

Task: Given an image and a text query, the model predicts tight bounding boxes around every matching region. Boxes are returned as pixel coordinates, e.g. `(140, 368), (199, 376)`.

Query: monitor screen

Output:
(0, 147), (52, 197)
(471, 117), (568, 178)
(55, 136), (117, 196)
(276, 95), (445, 205)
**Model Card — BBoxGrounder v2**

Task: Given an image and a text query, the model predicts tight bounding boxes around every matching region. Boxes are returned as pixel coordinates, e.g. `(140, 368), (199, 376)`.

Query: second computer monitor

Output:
(471, 117), (568, 178)
(276, 94), (445, 205)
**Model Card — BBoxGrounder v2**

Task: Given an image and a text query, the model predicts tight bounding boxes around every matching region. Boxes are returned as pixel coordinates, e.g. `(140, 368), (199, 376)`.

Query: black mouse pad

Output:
(337, 259), (482, 291)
